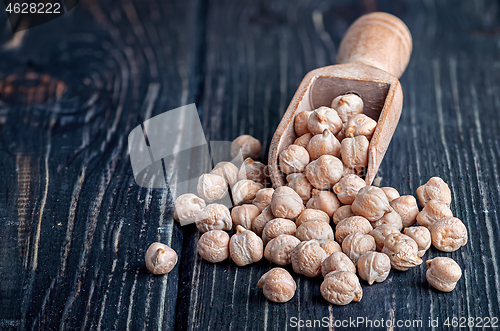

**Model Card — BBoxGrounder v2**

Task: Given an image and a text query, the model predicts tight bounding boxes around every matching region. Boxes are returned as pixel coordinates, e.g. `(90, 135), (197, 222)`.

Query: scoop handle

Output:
(336, 12), (412, 79)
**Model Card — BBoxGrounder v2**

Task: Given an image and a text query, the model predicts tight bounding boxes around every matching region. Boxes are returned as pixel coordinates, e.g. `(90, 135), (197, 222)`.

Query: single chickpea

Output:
(262, 218), (297, 245)
(294, 133), (313, 148)
(351, 186), (392, 222)
(335, 216), (373, 244)
(416, 199), (453, 228)
(333, 205), (355, 225)
(416, 177), (452, 207)
(145, 242), (178, 275)
(369, 224), (401, 251)
(174, 193), (206, 225)
(320, 270), (363, 305)
(279, 145), (310, 174)
(296, 209), (330, 227)
(253, 188), (274, 212)
(296, 220), (334, 241)
(426, 257), (462, 292)
(231, 204), (260, 229)
(382, 233), (423, 271)
(340, 136), (370, 171)
(342, 233), (376, 264)
(333, 174), (366, 205)
(197, 174), (228, 202)
(252, 206), (274, 236)
(372, 207), (403, 230)
(230, 225), (264, 266)
(231, 134), (262, 160)
(390, 195), (419, 228)
(195, 204), (232, 233)
(210, 161), (239, 186)
(291, 240), (328, 277)
(264, 234), (301, 266)
(271, 186), (305, 219)
(306, 189), (341, 218)
(294, 110), (313, 136)
(305, 155), (343, 189)
(321, 251), (356, 276)
(429, 217), (468, 252)
(380, 187), (400, 202)
(331, 94), (364, 124)
(197, 230), (230, 263)
(357, 251), (391, 285)
(344, 113), (377, 140)
(307, 106), (343, 135)
(318, 239), (342, 255)
(286, 173), (313, 203)
(237, 158), (268, 185)
(404, 226), (431, 257)
(232, 180), (264, 206)
(258, 267), (297, 303)
(306, 129), (341, 160)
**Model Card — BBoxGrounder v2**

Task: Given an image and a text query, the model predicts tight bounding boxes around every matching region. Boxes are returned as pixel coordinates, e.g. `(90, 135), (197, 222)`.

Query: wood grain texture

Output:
(0, 0), (500, 330)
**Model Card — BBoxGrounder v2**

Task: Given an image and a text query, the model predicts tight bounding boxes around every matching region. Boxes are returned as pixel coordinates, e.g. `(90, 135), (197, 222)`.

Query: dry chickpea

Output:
(279, 144), (310, 174)
(331, 93), (364, 124)
(174, 193), (206, 225)
(372, 207), (403, 230)
(197, 174), (228, 202)
(291, 240), (328, 277)
(333, 205), (354, 225)
(404, 226), (431, 257)
(318, 239), (342, 255)
(210, 162), (239, 186)
(321, 252), (356, 276)
(230, 134), (262, 160)
(264, 234), (301, 266)
(382, 233), (423, 271)
(306, 189), (341, 218)
(357, 252), (391, 285)
(390, 195), (419, 227)
(294, 110), (313, 136)
(380, 187), (400, 202)
(230, 225), (263, 266)
(340, 136), (369, 171)
(237, 158), (268, 184)
(426, 257), (462, 292)
(307, 129), (341, 160)
(296, 209), (330, 227)
(262, 218), (297, 245)
(232, 180), (264, 206)
(296, 220), (334, 241)
(416, 199), (453, 228)
(320, 270), (362, 305)
(252, 206), (274, 236)
(271, 186), (304, 219)
(351, 186), (391, 222)
(342, 233), (376, 264)
(231, 204), (260, 229)
(197, 230), (230, 263)
(145, 242), (178, 275)
(307, 106), (343, 135)
(305, 155), (343, 189)
(293, 133), (313, 148)
(344, 113), (377, 140)
(369, 224), (401, 251)
(333, 174), (366, 205)
(253, 188), (274, 212)
(258, 267), (297, 303)
(335, 216), (373, 244)
(416, 177), (452, 207)
(430, 217), (468, 252)
(195, 204), (232, 233)
(286, 173), (312, 203)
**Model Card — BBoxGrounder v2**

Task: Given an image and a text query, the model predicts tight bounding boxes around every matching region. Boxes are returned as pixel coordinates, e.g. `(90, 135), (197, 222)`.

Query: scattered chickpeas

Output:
(404, 226), (431, 257)
(210, 161), (239, 186)
(262, 218), (297, 245)
(279, 144), (310, 174)
(296, 208), (330, 227)
(306, 189), (341, 218)
(252, 206), (274, 236)
(232, 180), (264, 206)
(195, 204), (232, 233)
(318, 239), (342, 255)
(320, 270), (363, 305)
(252, 188), (275, 212)
(429, 217), (468, 252)
(305, 155), (344, 189)
(231, 134), (262, 160)
(286, 173), (313, 203)
(231, 204), (260, 229)
(258, 267), (297, 303)
(351, 186), (391, 222)
(335, 216), (373, 244)
(341, 233), (376, 264)
(306, 129), (341, 160)
(197, 174), (228, 202)
(380, 187), (400, 202)
(145, 242), (178, 275)
(264, 234), (301, 266)
(369, 224), (401, 251)
(293, 133), (313, 148)
(198, 230), (230, 263)
(331, 93), (364, 124)
(357, 251), (391, 285)
(344, 113), (377, 140)
(174, 193), (206, 225)
(333, 174), (366, 205)
(237, 158), (268, 184)
(271, 186), (305, 219)
(382, 233), (423, 271)
(291, 240), (328, 277)
(340, 136), (370, 171)
(321, 251), (356, 276)
(372, 207), (403, 230)
(426, 257), (462, 292)
(390, 195), (419, 227)
(294, 110), (313, 136)
(307, 106), (343, 135)
(230, 225), (263, 266)
(416, 199), (453, 228)
(416, 177), (452, 207)
(296, 219), (334, 241)
(333, 205), (354, 225)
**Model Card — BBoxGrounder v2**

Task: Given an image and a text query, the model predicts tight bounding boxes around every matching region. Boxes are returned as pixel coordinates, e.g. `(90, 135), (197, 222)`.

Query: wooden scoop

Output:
(268, 12), (412, 187)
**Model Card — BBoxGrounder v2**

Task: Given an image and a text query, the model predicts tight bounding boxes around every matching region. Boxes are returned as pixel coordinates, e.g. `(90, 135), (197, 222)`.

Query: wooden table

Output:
(1, 0), (499, 330)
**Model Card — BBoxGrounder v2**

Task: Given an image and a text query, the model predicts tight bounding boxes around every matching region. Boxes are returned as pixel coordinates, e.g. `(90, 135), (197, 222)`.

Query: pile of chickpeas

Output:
(145, 94), (467, 305)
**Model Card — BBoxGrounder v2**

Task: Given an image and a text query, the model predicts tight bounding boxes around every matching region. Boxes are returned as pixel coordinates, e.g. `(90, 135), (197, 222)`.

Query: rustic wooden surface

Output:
(0, 0), (500, 330)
